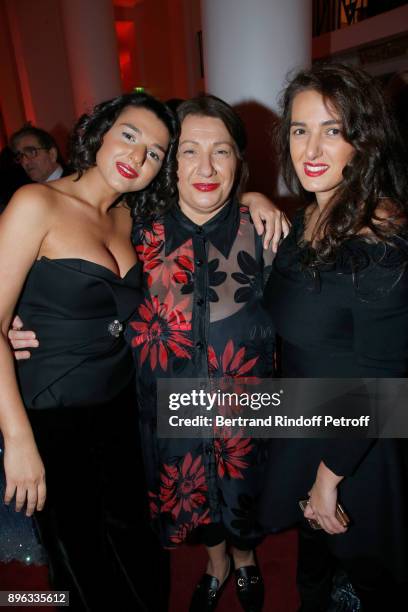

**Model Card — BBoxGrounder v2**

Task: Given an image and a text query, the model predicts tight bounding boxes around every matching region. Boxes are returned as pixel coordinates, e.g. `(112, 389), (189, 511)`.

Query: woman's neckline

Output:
(38, 256), (139, 281)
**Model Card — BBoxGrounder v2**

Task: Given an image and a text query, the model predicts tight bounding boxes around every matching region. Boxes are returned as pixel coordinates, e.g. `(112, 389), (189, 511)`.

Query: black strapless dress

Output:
(17, 257), (140, 409)
(12, 257), (142, 610)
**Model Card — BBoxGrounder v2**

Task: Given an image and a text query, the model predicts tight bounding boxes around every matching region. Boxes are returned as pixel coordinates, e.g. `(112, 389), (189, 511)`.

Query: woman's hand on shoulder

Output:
(241, 192), (291, 252)
(303, 461), (347, 535)
(3, 431), (46, 516)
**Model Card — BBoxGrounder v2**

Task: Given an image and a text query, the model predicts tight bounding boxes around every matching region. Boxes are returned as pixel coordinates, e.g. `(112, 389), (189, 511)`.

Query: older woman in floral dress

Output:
(129, 95), (276, 612)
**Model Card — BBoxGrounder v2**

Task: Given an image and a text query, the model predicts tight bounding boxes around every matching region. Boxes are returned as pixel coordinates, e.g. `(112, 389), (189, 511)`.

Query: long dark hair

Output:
(279, 63), (408, 264)
(177, 95), (249, 199)
(69, 92), (179, 218)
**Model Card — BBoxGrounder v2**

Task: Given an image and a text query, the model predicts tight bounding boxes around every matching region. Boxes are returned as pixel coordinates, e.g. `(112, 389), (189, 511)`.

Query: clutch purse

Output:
(299, 498), (350, 530)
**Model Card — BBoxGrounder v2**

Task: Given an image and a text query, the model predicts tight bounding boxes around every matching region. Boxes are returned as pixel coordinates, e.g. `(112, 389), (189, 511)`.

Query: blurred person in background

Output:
(0, 146), (30, 213)
(10, 125), (67, 184)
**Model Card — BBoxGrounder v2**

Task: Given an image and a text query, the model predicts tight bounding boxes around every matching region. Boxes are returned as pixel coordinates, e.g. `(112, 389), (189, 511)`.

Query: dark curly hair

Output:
(279, 63), (408, 265)
(69, 92), (179, 218)
(177, 95), (249, 199)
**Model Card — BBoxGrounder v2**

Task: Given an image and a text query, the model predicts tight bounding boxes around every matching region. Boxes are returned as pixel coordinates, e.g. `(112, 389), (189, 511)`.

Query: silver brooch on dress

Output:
(108, 319), (123, 337)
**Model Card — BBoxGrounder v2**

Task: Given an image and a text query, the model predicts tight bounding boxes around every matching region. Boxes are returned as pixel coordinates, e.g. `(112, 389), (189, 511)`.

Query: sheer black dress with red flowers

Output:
(128, 200), (275, 548)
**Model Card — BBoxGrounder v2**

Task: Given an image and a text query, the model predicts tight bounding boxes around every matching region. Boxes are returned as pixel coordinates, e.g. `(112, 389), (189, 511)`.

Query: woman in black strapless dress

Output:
(0, 91), (177, 609)
(261, 64), (408, 611)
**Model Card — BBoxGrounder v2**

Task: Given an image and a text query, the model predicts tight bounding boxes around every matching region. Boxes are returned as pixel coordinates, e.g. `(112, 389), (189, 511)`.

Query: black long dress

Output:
(128, 201), (275, 549)
(13, 257), (141, 610)
(261, 210), (408, 605)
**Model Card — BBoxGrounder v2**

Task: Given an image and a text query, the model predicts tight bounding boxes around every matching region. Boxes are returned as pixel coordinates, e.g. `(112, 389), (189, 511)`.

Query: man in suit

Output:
(10, 124), (67, 183)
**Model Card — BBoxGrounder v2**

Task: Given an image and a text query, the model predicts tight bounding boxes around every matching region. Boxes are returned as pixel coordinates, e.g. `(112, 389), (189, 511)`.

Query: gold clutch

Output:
(299, 498), (350, 530)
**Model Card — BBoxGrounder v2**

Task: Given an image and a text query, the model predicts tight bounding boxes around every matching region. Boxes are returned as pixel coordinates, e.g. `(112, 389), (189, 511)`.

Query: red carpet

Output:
(0, 561), (55, 611)
(170, 530), (300, 612)
(0, 530), (299, 611)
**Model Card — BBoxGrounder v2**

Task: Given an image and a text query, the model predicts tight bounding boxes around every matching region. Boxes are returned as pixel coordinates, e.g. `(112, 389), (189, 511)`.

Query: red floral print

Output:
(135, 222), (165, 287)
(148, 491), (159, 519)
(169, 510), (211, 545)
(137, 225), (194, 290)
(238, 205), (250, 234)
(208, 340), (259, 377)
(208, 340), (260, 416)
(173, 253), (194, 286)
(159, 452), (208, 520)
(214, 433), (252, 479)
(130, 293), (193, 371)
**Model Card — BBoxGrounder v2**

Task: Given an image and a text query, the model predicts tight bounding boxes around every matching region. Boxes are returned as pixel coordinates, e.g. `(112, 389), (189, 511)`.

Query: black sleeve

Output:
(322, 265), (408, 476)
(352, 271), (408, 377)
(321, 440), (375, 477)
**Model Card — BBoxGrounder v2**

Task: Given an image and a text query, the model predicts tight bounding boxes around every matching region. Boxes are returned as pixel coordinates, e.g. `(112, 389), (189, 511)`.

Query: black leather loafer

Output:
(189, 559), (232, 612)
(235, 565), (264, 612)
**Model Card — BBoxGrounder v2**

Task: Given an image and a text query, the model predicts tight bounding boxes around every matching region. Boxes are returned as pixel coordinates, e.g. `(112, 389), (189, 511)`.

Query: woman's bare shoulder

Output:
(0, 184), (61, 236)
(9, 183), (58, 208)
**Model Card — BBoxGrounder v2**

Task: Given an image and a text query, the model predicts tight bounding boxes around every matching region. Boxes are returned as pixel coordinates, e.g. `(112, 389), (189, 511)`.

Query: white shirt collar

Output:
(45, 165), (63, 182)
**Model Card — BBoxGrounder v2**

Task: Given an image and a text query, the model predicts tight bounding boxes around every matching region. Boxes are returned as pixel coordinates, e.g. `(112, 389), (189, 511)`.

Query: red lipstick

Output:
(303, 163), (329, 177)
(192, 183), (220, 192)
(116, 162), (139, 179)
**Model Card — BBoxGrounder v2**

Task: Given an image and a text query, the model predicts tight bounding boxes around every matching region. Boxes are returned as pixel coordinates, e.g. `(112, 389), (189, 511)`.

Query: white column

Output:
(60, 0), (122, 116)
(201, 0), (312, 111)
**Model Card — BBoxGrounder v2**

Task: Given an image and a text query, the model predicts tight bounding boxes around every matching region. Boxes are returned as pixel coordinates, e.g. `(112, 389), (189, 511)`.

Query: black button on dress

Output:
(17, 257), (140, 408)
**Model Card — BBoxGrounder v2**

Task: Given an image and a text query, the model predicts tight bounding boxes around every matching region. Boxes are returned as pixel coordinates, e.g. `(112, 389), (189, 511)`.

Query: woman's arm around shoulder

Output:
(241, 192), (291, 251)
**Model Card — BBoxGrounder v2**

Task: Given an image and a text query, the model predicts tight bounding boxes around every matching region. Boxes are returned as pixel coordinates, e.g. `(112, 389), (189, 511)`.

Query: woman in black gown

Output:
(262, 64), (408, 611)
(0, 91), (177, 609)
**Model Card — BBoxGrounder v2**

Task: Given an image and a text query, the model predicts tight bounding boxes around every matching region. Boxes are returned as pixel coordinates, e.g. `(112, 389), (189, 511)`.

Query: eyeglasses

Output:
(14, 146), (50, 163)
